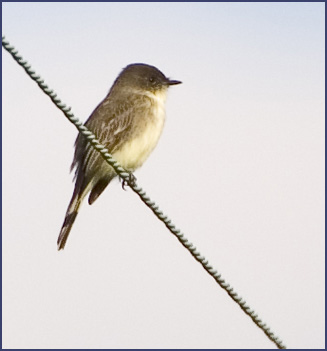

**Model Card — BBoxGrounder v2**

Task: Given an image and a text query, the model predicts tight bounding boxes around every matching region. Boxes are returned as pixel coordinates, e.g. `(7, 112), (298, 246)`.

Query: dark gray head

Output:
(113, 63), (182, 93)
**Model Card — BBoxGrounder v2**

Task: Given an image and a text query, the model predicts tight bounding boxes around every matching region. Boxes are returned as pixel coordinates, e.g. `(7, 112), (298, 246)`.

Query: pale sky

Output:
(2, 2), (325, 349)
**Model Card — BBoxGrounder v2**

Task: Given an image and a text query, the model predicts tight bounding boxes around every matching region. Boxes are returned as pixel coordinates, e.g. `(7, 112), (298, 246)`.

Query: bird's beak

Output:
(167, 79), (182, 86)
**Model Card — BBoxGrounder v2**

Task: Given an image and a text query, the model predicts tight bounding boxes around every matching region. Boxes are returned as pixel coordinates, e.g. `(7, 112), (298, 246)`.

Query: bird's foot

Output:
(120, 172), (137, 191)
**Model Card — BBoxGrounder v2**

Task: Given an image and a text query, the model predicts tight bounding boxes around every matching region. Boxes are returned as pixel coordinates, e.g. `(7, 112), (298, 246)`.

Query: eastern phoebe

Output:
(57, 63), (181, 250)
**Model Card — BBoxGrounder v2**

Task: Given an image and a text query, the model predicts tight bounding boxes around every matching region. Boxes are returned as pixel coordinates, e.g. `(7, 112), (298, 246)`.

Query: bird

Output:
(57, 63), (182, 250)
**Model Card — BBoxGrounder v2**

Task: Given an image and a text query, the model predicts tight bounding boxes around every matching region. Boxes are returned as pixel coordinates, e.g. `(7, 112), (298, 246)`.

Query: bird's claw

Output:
(120, 172), (137, 191)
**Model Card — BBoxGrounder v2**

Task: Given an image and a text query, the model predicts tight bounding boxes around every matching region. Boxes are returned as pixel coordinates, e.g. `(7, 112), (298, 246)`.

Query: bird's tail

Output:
(57, 190), (83, 251)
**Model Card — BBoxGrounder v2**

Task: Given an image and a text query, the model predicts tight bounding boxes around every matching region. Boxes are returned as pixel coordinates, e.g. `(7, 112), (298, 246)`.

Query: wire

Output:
(2, 36), (286, 349)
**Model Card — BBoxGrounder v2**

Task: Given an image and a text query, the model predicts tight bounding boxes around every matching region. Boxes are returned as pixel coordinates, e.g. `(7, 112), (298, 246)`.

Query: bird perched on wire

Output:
(57, 63), (182, 250)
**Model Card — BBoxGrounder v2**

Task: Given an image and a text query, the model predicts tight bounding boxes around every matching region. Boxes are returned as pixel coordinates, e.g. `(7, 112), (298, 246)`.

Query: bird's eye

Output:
(149, 77), (156, 84)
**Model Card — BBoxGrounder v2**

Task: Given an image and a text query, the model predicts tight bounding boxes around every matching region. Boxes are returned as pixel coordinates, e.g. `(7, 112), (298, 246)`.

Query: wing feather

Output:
(71, 94), (150, 193)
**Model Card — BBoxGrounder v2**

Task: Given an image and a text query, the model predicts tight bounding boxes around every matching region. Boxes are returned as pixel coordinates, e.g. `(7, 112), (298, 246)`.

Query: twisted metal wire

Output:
(2, 36), (286, 349)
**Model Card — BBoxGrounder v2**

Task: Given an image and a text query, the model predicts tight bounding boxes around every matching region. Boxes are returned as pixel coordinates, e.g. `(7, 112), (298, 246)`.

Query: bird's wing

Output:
(71, 94), (149, 187)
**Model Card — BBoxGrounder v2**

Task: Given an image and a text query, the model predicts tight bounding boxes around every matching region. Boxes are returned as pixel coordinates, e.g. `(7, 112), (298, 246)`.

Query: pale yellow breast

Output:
(113, 89), (167, 171)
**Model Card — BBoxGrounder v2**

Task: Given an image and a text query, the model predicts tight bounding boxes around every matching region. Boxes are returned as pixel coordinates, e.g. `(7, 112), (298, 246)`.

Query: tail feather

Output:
(57, 176), (110, 250)
(57, 192), (82, 250)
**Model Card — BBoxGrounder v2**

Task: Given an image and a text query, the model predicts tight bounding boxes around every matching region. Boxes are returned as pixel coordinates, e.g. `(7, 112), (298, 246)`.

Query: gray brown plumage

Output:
(57, 63), (181, 250)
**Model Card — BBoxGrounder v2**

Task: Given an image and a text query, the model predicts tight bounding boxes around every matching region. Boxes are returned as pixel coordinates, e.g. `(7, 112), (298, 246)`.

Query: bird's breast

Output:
(113, 91), (167, 170)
